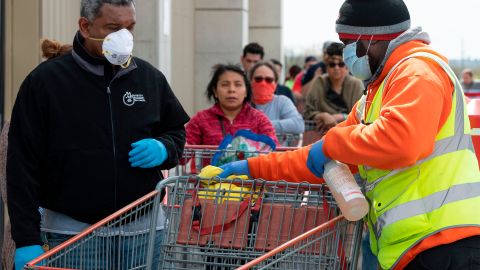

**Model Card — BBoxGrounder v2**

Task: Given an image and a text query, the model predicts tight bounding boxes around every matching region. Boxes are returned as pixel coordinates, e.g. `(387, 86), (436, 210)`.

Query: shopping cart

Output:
(276, 133), (302, 147)
(25, 190), (163, 270)
(302, 120), (323, 146)
(236, 215), (362, 270)
(159, 176), (362, 270)
(26, 145), (362, 270)
(169, 145), (297, 177)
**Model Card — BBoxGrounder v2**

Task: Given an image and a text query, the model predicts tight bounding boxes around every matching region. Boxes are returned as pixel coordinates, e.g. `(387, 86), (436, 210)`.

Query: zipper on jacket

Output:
(105, 65), (136, 213)
(107, 86), (118, 210)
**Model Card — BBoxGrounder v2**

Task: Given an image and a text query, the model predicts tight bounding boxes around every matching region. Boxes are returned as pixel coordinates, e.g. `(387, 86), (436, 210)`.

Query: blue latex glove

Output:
(129, 138), (167, 168)
(218, 160), (250, 178)
(306, 140), (331, 177)
(15, 245), (44, 270)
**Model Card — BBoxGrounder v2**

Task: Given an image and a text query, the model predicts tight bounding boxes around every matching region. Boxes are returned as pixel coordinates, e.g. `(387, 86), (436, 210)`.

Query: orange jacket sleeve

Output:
(248, 145), (324, 184)
(247, 101), (361, 181)
(247, 55), (453, 178)
(323, 58), (453, 170)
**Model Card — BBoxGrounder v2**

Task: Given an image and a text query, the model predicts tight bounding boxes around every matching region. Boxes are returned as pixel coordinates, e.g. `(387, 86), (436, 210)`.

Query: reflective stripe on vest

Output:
(375, 182), (480, 235)
(359, 52), (473, 192)
(355, 94), (367, 123)
(358, 52), (480, 269)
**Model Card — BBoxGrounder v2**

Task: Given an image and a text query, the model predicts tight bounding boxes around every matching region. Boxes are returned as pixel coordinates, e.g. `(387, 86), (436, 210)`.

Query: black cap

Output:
(336, 0), (410, 40)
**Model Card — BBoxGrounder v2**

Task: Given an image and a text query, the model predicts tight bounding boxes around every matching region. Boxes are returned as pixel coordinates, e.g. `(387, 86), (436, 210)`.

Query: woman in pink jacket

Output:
(186, 64), (278, 146)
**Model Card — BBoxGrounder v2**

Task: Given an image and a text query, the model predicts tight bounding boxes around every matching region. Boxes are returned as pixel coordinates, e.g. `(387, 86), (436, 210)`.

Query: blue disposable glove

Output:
(15, 245), (44, 270)
(129, 138), (167, 168)
(306, 140), (331, 177)
(218, 160), (250, 178)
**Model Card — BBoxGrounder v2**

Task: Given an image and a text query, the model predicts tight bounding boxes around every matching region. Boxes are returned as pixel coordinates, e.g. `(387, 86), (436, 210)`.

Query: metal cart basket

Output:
(159, 176), (362, 270)
(26, 145), (362, 270)
(25, 190), (162, 270)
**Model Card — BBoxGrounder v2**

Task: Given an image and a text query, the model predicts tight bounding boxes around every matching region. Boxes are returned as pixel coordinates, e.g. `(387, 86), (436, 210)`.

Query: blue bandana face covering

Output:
(343, 41), (373, 81)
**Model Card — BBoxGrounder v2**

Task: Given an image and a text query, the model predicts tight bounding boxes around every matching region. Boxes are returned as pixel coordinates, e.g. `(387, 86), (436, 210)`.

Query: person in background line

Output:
(8, 1), (190, 269)
(270, 59), (296, 104)
(240, 42), (264, 73)
(186, 64), (278, 146)
(217, 0), (480, 269)
(250, 61), (304, 140)
(461, 68), (480, 94)
(41, 39), (73, 60)
(292, 56), (318, 113)
(284, 64), (302, 90)
(301, 41), (334, 95)
(303, 42), (363, 135)
(292, 55), (317, 94)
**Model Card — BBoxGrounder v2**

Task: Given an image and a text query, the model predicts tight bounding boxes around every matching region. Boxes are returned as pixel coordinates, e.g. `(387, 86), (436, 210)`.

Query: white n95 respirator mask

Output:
(94, 29), (134, 67)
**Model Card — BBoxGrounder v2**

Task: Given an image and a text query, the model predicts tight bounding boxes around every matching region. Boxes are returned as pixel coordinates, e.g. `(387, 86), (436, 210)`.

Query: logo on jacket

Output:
(123, 92), (146, 106)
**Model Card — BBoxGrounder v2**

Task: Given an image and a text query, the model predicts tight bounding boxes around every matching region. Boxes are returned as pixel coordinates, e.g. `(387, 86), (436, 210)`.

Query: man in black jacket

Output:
(8, 1), (190, 269)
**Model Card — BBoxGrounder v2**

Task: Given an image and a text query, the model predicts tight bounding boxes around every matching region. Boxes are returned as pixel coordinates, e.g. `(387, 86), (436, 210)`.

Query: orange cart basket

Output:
(25, 190), (162, 270)
(236, 215), (362, 270)
(158, 175), (362, 270)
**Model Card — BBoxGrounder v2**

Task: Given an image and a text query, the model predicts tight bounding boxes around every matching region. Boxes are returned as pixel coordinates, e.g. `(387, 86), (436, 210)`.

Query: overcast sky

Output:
(283, 0), (479, 60)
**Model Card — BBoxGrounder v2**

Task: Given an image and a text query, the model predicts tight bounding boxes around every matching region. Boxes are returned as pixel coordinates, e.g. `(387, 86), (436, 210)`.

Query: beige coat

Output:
(303, 74), (364, 120)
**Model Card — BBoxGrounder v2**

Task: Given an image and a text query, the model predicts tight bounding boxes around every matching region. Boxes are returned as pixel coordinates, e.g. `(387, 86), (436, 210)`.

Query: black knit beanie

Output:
(336, 0), (410, 40)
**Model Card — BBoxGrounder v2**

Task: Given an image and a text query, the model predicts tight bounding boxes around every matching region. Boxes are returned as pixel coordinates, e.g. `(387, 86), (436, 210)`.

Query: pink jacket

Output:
(186, 103), (278, 146)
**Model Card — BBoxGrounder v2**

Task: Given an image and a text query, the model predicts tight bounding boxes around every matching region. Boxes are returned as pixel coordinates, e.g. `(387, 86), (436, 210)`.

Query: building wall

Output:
(4, 0), (81, 121)
(130, 0), (159, 69)
(42, 0), (80, 44)
(171, 0), (195, 116)
(134, 0), (172, 81)
(249, 0), (283, 79)
(4, 0), (42, 121)
(3, 0), (283, 120)
(194, 0), (249, 112)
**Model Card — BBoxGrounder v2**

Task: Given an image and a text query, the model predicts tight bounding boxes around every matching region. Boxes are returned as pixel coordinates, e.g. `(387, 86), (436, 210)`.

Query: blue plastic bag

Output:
(211, 129), (276, 166)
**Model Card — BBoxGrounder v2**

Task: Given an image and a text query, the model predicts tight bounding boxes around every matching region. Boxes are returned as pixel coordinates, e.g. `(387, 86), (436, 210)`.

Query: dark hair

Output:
(206, 64), (252, 104)
(322, 41), (334, 53)
(462, 69), (474, 77)
(304, 55), (317, 64)
(41, 39), (73, 60)
(288, 65), (302, 79)
(326, 42), (345, 57)
(242, 42), (264, 59)
(81, 0), (134, 21)
(249, 61), (279, 83)
(270, 59), (282, 68)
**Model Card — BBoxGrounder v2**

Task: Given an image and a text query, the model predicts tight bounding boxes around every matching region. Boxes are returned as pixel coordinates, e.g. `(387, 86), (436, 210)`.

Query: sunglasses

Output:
(328, 62), (346, 68)
(253, 76), (275, 84)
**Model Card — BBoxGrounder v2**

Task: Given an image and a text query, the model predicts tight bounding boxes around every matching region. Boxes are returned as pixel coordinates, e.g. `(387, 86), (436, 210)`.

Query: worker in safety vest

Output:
(218, 0), (480, 269)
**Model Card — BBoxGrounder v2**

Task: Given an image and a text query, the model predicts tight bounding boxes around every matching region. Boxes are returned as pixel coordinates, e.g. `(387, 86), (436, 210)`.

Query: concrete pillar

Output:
(4, 0), (42, 121)
(42, 0), (80, 44)
(134, 0), (172, 80)
(171, 0), (195, 116)
(249, 0), (283, 78)
(194, 0), (249, 112)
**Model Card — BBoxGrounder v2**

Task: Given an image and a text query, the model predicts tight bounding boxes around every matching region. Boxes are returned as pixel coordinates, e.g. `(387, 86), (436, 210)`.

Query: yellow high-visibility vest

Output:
(356, 52), (480, 269)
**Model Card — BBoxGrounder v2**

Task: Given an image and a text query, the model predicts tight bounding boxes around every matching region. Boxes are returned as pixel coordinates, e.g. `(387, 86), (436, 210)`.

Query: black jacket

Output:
(7, 33), (190, 248)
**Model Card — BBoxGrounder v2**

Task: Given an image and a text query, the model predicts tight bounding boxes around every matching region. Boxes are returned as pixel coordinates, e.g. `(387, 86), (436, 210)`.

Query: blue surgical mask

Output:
(343, 41), (372, 81)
